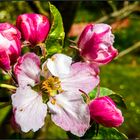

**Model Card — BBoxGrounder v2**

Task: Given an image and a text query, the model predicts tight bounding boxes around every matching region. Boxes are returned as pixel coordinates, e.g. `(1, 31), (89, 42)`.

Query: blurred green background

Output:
(0, 1), (140, 139)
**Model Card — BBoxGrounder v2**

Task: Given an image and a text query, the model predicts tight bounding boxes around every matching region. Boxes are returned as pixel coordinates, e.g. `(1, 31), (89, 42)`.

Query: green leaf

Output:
(45, 3), (65, 56)
(109, 94), (127, 109)
(89, 87), (115, 100)
(92, 127), (128, 139)
(66, 132), (79, 139)
(0, 103), (11, 126)
(81, 122), (99, 139)
(89, 87), (126, 109)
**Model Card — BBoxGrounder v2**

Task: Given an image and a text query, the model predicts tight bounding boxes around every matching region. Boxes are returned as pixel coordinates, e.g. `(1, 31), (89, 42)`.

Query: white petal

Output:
(48, 91), (90, 137)
(14, 53), (40, 87)
(46, 54), (72, 78)
(93, 23), (111, 34)
(61, 62), (99, 94)
(11, 86), (47, 132)
(41, 61), (52, 79)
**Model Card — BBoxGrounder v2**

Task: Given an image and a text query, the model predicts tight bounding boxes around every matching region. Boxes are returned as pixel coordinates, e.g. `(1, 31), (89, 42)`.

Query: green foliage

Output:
(67, 122), (99, 139)
(0, 2), (32, 23)
(81, 122), (99, 139)
(114, 16), (140, 52)
(89, 87), (126, 109)
(109, 94), (127, 109)
(100, 55), (140, 138)
(89, 87), (114, 99)
(45, 3), (65, 56)
(0, 103), (11, 126)
(67, 132), (79, 139)
(92, 127), (128, 139)
(67, 121), (127, 139)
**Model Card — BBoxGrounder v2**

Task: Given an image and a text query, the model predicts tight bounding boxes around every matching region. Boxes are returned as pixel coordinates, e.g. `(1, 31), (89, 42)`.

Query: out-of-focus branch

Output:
(27, 1), (49, 16)
(95, 1), (139, 23)
(115, 41), (140, 59)
(107, 0), (117, 12)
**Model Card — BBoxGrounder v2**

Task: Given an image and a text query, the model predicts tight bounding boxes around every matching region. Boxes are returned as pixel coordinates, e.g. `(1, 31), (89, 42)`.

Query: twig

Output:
(68, 39), (77, 45)
(96, 83), (100, 98)
(115, 41), (140, 59)
(27, 1), (49, 16)
(95, 1), (139, 23)
(107, 1), (117, 12)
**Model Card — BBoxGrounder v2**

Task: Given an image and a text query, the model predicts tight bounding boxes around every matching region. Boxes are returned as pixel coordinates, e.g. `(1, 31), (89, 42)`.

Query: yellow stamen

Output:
(51, 56), (56, 61)
(51, 98), (56, 105)
(41, 76), (62, 96)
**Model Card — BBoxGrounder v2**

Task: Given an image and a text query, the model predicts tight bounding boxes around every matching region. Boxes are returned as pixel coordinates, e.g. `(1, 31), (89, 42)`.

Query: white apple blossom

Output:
(12, 52), (99, 136)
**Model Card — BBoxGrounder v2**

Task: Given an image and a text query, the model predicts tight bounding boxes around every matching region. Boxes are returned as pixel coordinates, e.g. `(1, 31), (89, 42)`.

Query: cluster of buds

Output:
(0, 14), (50, 71)
(0, 12), (124, 137)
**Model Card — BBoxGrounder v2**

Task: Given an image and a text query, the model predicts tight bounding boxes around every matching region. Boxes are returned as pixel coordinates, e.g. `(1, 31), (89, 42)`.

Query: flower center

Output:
(41, 76), (63, 96)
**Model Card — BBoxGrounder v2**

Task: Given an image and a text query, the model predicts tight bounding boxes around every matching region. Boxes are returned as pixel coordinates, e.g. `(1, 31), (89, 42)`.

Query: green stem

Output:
(0, 84), (16, 90)
(96, 83), (100, 98)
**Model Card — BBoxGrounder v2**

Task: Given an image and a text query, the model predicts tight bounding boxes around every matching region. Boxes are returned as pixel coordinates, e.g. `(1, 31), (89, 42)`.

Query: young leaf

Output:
(81, 121), (99, 139)
(109, 94), (127, 109)
(89, 87), (127, 109)
(45, 3), (65, 56)
(93, 127), (128, 139)
(89, 87), (115, 100)
(66, 131), (79, 139)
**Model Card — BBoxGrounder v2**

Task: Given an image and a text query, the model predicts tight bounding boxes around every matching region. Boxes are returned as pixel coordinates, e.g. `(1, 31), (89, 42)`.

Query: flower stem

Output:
(68, 39), (77, 45)
(7, 71), (18, 85)
(0, 84), (16, 90)
(96, 83), (100, 98)
(69, 45), (79, 51)
(79, 89), (90, 104)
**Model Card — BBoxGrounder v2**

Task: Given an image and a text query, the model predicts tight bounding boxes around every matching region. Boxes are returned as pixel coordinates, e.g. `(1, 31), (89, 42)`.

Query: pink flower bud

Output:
(77, 24), (118, 65)
(16, 13), (50, 46)
(89, 96), (124, 127)
(0, 23), (21, 71)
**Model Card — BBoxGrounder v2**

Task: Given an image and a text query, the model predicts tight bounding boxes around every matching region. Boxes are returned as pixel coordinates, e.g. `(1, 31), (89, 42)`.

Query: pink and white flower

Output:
(0, 23), (21, 70)
(12, 53), (47, 132)
(12, 53), (99, 136)
(77, 23), (118, 65)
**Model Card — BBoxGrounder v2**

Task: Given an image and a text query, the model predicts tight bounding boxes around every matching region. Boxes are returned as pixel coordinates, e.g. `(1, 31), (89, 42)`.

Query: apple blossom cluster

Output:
(0, 13), (124, 137)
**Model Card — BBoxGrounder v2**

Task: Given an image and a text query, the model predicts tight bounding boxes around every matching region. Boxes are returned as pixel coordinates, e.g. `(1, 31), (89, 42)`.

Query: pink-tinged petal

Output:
(0, 23), (21, 70)
(0, 50), (10, 70)
(11, 86), (47, 132)
(77, 23), (118, 65)
(16, 13), (50, 46)
(82, 43), (118, 65)
(61, 62), (99, 94)
(1, 24), (21, 41)
(48, 91), (90, 137)
(14, 53), (40, 87)
(89, 96), (124, 127)
(46, 54), (72, 78)
(77, 24), (94, 49)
